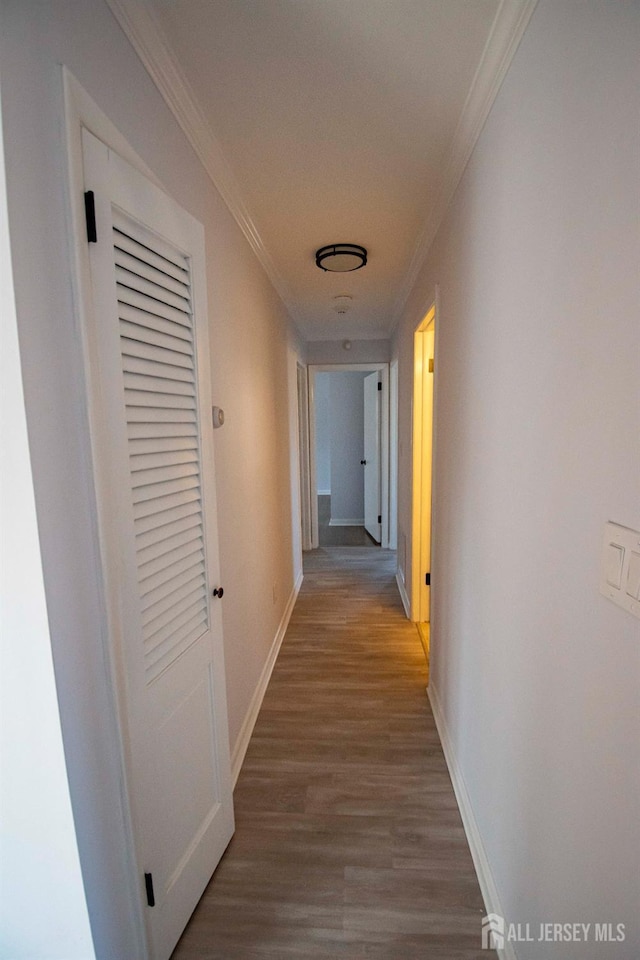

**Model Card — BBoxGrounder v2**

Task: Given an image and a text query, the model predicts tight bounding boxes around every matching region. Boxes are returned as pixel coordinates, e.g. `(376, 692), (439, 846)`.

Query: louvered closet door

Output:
(82, 130), (233, 960)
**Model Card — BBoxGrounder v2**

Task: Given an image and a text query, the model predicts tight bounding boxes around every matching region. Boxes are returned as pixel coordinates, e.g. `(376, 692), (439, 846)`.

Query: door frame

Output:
(307, 363), (390, 550)
(64, 69), (153, 958)
(296, 362), (313, 552)
(411, 291), (439, 624)
(389, 359), (399, 552)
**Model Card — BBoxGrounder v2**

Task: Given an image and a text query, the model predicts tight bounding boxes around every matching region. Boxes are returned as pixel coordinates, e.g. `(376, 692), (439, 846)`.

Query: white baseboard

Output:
(329, 518), (364, 527)
(395, 570), (411, 618)
(230, 570), (303, 786)
(428, 683), (517, 960)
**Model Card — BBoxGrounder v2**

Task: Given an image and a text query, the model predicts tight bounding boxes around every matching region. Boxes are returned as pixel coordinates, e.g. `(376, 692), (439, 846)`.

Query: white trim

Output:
(104, 0), (296, 320)
(395, 571), (411, 619)
(296, 362), (313, 553)
(388, 359), (399, 552)
(390, 0), (538, 330)
(428, 682), (518, 960)
(329, 518), (364, 527)
(230, 571), (303, 786)
(317, 489), (331, 497)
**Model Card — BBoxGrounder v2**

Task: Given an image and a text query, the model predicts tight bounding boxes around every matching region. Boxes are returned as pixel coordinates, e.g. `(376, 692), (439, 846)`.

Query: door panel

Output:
(82, 129), (233, 960)
(363, 372), (381, 542)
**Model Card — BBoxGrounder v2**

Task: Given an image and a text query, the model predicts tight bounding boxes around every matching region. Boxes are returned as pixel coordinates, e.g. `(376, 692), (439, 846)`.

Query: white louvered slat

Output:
(144, 610), (208, 661)
(132, 476), (199, 507)
(116, 286), (192, 327)
(126, 390), (195, 411)
(120, 320), (194, 356)
(115, 248), (190, 299)
(122, 355), (194, 383)
(132, 487), (200, 521)
(116, 271), (190, 313)
(129, 436), (198, 456)
(114, 221), (209, 682)
(130, 449), (198, 473)
(142, 585), (208, 642)
(134, 499), (200, 536)
(124, 372), (194, 397)
(136, 526), (202, 569)
(127, 421), (198, 440)
(141, 577), (206, 627)
(126, 407), (196, 424)
(138, 552), (204, 600)
(118, 303), (192, 343)
(113, 226), (188, 280)
(138, 537), (203, 585)
(131, 462), (199, 490)
(135, 510), (201, 551)
(120, 337), (194, 370)
(139, 561), (205, 614)
(144, 621), (208, 678)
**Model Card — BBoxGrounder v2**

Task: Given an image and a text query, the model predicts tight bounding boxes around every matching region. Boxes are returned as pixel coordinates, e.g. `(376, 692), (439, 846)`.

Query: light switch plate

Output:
(600, 522), (640, 619)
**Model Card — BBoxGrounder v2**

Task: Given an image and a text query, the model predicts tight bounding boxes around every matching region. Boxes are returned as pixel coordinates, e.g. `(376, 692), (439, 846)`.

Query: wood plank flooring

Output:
(171, 548), (490, 959)
(317, 496), (378, 548)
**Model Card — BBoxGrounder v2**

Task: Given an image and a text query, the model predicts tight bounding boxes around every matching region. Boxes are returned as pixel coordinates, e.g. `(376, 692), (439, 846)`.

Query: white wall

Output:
(329, 373), (367, 524)
(0, 1), (301, 955)
(314, 373), (332, 494)
(0, 93), (95, 960)
(393, 2), (640, 956)
(306, 338), (389, 365)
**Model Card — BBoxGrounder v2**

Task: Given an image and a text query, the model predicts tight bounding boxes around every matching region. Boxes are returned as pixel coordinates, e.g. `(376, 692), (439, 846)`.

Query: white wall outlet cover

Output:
(600, 522), (640, 620)
(212, 406), (225, 428)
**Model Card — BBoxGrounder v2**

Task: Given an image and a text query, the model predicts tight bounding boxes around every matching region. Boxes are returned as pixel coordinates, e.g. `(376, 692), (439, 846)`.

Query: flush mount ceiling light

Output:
(315, 243), (367, 273)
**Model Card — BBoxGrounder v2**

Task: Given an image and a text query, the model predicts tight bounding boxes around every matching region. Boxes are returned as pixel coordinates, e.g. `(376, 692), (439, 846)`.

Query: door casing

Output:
(307, 363), (390, 550)
(64, 71), (234, 960)
(411, 295), (439, 625)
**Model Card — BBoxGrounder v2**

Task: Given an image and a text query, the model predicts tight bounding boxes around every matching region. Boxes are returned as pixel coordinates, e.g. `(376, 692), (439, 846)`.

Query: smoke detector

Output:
(332, 295), (353, 315)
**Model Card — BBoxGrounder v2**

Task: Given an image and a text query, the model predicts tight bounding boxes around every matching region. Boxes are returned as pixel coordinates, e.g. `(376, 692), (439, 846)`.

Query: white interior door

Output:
(82, 129), (233, 960)
(363, 372), (381, 542)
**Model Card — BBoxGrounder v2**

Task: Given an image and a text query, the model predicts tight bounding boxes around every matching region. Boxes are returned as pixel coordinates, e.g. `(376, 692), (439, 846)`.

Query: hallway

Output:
(172, 549), (488, 959)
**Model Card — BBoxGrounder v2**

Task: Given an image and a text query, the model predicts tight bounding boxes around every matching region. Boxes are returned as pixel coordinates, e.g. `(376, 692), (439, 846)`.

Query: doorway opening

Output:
(411, 304), (436, 665)
(307, 363), (390, 551)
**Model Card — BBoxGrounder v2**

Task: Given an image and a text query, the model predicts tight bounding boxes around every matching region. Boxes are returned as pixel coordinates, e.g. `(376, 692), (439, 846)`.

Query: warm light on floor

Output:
(416, 620), (430, 675)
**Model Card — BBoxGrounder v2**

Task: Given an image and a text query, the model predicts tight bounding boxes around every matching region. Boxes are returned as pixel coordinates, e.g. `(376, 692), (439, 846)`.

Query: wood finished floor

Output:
(317, 496), (378, 548)
(172, 548), (490, 959)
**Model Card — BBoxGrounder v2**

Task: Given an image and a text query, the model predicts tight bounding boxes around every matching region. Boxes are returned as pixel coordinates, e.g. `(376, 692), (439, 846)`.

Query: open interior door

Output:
(82, 129), (234, 960)
(363, 371), (381, 543)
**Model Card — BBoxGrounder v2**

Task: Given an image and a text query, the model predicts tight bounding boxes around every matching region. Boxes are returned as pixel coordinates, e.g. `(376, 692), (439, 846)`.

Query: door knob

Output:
(360, 460), (367, 465)
(212, 587), (224, 598)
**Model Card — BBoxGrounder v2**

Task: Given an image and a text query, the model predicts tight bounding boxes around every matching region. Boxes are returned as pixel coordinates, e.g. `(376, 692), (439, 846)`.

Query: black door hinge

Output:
(378, 515), (382, 524)
(144, 872), (155, 907)
(84, 191), (97, 243)
(425, 573), (431, 586)
(377, 381), (382, 391)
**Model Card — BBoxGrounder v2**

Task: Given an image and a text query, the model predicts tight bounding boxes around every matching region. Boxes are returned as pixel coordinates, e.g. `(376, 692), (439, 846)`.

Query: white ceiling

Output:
(111, 0), (535, 341)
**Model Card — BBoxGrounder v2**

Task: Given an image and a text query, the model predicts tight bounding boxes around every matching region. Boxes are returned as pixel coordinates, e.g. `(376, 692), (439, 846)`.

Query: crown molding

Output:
(106, 0), (537, 339)
(389, 0), (538, 332)
(105, 0), (298, 318)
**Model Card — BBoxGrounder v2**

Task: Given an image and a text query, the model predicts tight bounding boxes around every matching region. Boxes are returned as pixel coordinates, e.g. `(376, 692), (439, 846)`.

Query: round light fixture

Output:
(315, 243), (367, 273)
